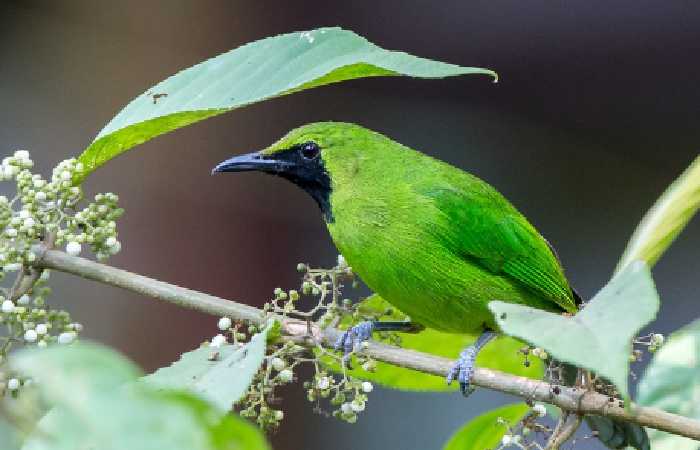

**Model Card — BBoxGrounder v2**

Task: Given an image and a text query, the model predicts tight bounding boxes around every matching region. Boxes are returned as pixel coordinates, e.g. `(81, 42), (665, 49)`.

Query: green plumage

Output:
(262, 122), (577, 334)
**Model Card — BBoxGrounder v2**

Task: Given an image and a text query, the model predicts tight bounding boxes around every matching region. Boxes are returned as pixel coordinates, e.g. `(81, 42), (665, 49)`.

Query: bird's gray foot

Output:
(446, 331), (497, 397)
(335, 321), (375, 365)
(334, 320), (419, 365)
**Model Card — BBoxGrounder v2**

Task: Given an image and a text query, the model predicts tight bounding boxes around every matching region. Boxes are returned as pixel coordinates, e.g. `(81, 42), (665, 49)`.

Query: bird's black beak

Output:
(212, 145), (334, 221)
(211, 152), (291, 175)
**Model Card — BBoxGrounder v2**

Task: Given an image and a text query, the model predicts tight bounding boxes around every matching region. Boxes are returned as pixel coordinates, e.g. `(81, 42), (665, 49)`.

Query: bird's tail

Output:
(585, 415), (649, 450)
(557, 362), (649, 450)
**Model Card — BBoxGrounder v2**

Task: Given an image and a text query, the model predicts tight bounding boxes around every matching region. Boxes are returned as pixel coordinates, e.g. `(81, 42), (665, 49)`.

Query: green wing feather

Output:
(421, 178), (578, 314)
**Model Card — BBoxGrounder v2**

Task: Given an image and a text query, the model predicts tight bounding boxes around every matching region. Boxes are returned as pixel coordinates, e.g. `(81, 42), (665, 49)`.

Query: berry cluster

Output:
(0, 150), (123, 396)
(305, 371), (373, 424)
(211, 257), (378, 429)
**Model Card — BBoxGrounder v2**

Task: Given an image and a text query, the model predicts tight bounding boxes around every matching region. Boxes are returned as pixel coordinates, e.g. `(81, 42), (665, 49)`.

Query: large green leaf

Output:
(143, 322), (272, 411)
(489, 261), (659, 398)
(442, 403), (529, 450)
(322, 295), (543, 391)
(617, 155), (700, 273)
(77, 27), (496, 179)
(0, 418), (23, 450)
(11, 343), (269, 450)
(637, 318), (700, 450)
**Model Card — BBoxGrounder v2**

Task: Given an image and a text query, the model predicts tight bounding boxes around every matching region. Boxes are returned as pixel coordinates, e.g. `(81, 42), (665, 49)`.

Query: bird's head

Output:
(213, 122), (388, 221)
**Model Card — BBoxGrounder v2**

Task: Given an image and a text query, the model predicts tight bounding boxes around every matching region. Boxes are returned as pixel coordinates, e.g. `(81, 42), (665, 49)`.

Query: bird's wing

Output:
(421, 184), (578, 313)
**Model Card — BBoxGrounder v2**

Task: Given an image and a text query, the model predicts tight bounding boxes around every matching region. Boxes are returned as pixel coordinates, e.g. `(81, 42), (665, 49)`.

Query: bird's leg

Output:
(447, 330), (497, 397)
(334, 321), (421, 364)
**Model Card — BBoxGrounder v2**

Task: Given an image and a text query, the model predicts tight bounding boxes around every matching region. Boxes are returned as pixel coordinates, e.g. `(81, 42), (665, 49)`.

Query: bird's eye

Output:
(299, 142), (320, 160)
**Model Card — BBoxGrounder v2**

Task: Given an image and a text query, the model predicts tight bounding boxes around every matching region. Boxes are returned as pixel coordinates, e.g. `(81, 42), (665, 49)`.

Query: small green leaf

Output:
(12, 343), (269, 450)
(489, 261), (659, 398)
(77, 27), (496, 179)
(143, 321), (272, 411)
(322, 295), (543, 391)
(637, 318), (700, 450)
(442, 403), (529, 450)
(617, 155), (700, 273)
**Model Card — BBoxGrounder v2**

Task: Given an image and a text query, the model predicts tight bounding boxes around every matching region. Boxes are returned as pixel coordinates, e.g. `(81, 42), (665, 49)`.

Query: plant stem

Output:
(33, 247), (700, 441)
(545, 412), (582, 450)
(34, 246), (261, 322)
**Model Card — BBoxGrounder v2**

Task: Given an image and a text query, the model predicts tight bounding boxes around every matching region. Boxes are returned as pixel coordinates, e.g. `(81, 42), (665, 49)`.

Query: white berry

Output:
(108, 241), (121, 255)
(361, 381), (374, 393)
(210, 334), (227, 348)
(35, 324), (48, 335)
(14, 150), (29, 160)
(1, 300), (15, 314)
(65, 241), (81, 256)
(351, 400), (365, 412)
(271, 357), (285, 371)
(24, 329), (37, 343)
(217, 317), (232, 331)
(533, 403), (547, 417)
(7, 378), (20, 391)
(278, 369), (293, 383)
(57, 332), (76, 345)
(316, 376), (330, 390)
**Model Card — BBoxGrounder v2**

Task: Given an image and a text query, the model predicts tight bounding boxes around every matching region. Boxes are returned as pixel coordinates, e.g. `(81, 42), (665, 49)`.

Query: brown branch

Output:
(33, 247), (700, 442)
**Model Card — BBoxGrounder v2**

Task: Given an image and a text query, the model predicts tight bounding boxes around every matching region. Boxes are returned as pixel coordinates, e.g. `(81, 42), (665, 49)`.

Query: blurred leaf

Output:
(617, 155), (700, 273)
(489, 261), (659, 398)
(0, 418), (23, 450)
(442, 403), (529, 450)
(143, 321), (272, 411)
(12, 343), (269, 450)
(77, 27), (495, 179)
(637, 318), (700, 450)
(12, 341), (142, 406)
(321, 295), (543, 391)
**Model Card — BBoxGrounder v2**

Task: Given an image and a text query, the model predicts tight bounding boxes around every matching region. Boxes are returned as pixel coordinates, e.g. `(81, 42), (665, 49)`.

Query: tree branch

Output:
(34, 247), (700, 441)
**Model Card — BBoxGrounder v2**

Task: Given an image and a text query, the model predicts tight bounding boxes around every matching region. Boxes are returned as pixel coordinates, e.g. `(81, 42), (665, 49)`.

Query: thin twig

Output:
(10, 232), (55, 301)
(545, 412), (583, 450)
(32, 247), (700, 441)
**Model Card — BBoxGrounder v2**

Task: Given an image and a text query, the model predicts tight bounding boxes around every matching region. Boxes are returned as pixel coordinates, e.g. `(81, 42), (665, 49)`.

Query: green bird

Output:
(214, 121), (577, 346)
(213, 122), (647, 449)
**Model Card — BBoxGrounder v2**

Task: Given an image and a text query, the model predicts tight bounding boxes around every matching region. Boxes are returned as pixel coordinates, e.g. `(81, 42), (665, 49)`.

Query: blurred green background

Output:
(1, 1), (698, 449)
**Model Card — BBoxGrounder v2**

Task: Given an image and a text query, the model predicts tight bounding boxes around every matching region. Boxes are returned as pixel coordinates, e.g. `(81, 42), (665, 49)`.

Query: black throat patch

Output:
(262, 146), (334, 222)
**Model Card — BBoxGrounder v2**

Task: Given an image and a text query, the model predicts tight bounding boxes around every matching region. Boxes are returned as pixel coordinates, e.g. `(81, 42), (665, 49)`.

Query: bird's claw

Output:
(446, 346), (478, 397)
(334, 321), (375, 366)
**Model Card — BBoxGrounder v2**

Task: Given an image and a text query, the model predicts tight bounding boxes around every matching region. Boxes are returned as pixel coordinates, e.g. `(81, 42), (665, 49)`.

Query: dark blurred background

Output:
(1, 1), (698, 449)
